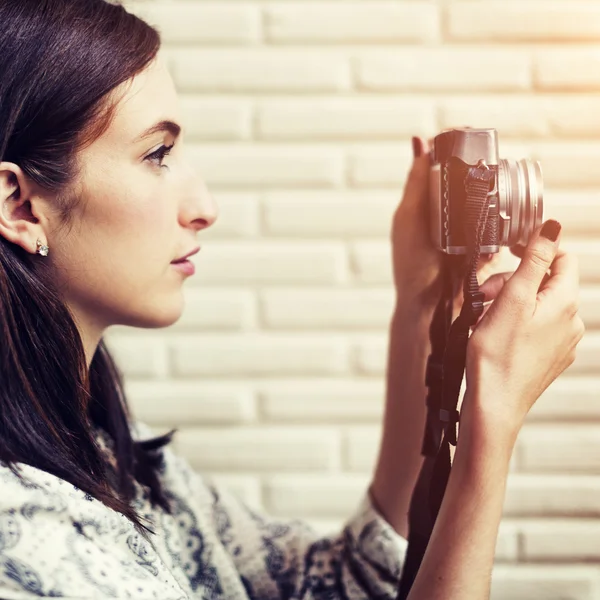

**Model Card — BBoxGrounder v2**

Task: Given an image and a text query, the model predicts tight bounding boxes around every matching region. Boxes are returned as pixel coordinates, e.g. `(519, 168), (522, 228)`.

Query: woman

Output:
(0, 1), (584, 599)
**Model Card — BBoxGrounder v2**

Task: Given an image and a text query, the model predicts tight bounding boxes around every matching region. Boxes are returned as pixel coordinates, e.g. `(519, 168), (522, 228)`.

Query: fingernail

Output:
(540, 219), (562, 242)
(412, 136), (422, 158)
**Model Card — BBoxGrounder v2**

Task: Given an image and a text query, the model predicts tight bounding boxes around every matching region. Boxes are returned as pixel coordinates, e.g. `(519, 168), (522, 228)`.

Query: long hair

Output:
(0, 0), (177, 539)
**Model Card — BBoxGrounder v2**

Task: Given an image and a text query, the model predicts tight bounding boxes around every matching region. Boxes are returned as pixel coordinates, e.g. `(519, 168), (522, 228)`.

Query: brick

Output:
(173, 426), (342, 472)
(353, 335), (388, 376)
(199, 193), (260, 239)
(544, 191), (600, 236)
(186, 144), (344, 189)
(522, 520), (600, 561)
(262, 191), (398, 237)
(124, 380), (257, 426)
(262, 288), (395, 329)
(567, 331), (600, 373)
(357, 49), (531, 92)
(533, 142), (600, 187)
(348, 144), (413, 188)
(517, 425), (600, 474)
(529, 376), (600, 421)
(169, 288), (256, 331)
(504, 474), (600, 518)
(265, 2), (439, 44)
(130, 3), (260, 45)
(439, 96), (549, 138)
(179, 97), (252, 141)
(188, 241), (348, 285)
(449, 1), (600, 42)
(257, 98), (435, 140)
(535, 48), (600, 91)
(344, 426), (381, 472)
(496, 522), (519, 563)
(169, 334), (350, 377)
(562, 241), (600, 285)
(490, 565), (600, 600)
(263, 474), (369, 517)
(168, 49), (351, 92)
(259, 379), (385, 423)
(103, 333), (168, 379)
(579, 287), (600, 329)
(543, 95), (600, 138)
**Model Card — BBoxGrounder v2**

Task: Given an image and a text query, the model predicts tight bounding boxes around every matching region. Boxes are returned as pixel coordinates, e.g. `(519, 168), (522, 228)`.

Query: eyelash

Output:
(146, 143), (174, 169)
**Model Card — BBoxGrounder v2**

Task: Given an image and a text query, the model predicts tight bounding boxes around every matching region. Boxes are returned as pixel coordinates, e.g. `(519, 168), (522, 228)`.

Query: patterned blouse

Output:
(0, 421), (407, 599)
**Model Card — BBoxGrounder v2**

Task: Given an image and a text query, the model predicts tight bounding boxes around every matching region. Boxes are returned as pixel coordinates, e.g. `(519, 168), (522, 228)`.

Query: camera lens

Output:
(496, 158), (543, 247)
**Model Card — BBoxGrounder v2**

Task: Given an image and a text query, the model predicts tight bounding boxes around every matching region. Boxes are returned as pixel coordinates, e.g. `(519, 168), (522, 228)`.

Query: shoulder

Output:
(130, 419), (210, 493)
(0, 458), (132, 535)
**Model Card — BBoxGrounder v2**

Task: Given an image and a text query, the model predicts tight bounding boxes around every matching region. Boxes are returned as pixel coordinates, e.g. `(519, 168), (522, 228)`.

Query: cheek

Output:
(63, 189), (175, 294)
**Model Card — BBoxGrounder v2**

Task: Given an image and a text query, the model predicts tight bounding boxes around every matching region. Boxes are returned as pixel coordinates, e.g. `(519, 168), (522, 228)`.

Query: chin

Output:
(130, 295), (185, 330)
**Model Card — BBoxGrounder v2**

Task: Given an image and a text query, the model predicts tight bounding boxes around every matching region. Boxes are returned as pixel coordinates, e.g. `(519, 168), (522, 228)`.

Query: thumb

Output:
(508, 219), (562, 296)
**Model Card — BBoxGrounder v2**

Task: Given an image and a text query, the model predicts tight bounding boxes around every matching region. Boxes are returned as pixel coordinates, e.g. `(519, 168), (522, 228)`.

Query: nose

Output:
(184, 175), (219, 232)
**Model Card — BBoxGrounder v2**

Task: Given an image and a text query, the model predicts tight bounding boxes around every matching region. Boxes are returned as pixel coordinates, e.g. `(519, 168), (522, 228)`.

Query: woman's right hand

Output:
(463, 219), (585, 441)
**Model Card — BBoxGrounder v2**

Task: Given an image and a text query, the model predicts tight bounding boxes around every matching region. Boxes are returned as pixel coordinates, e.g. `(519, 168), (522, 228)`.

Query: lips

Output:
(171, 246), (200, 263)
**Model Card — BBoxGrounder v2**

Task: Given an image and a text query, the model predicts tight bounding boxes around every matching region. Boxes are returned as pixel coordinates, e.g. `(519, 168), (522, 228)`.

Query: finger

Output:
(537, 248), (580, 309)
(412, 136), (425, 160)
(505, 219), (562, 299)
(478, 271), (513, 302)
(400, 136), (431, 207)
(510, 244), (526, 259)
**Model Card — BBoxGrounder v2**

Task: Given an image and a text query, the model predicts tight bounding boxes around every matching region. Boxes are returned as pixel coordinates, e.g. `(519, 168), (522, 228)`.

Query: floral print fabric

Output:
(0, 421), (407, 599)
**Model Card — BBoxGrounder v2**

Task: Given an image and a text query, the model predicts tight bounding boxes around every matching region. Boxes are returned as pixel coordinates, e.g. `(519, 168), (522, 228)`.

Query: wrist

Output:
(393, 295), (437, 326)
(458, 387), (520, 463)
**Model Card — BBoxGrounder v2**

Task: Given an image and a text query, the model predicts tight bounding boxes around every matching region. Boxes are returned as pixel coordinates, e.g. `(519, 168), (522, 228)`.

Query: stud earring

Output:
(36, 239), (49, 257)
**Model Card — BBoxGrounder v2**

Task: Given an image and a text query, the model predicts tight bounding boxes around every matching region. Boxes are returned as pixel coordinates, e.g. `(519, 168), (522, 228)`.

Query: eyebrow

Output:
(134, 120), (182, 143)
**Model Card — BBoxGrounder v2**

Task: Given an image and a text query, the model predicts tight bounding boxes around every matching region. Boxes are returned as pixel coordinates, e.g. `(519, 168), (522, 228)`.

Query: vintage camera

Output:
(429, 128), (543, 254)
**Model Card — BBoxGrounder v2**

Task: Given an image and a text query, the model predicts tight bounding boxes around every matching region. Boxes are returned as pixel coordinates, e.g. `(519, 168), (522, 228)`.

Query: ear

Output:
(0, 161), (50, 255)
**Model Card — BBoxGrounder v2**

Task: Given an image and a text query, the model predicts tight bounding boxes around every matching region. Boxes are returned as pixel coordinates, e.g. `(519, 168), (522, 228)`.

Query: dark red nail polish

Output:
(412, 136), (422, 158)
(540, 219), (561, 241)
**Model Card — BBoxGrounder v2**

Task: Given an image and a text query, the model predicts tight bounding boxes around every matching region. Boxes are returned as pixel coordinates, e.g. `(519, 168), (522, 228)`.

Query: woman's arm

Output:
(405, 388), (513, 600)
(369, 300), (432, 539)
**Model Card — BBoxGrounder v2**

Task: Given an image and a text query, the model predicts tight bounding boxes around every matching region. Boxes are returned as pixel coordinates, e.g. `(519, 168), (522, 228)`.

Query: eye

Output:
(145, 143), (174, 169)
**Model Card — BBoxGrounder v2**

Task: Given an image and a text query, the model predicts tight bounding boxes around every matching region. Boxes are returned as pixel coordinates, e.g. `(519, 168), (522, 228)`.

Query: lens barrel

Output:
(497, 158), (543, 247)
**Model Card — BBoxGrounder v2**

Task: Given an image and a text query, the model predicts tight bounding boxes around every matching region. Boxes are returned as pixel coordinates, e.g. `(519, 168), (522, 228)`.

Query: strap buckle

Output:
(464, 290), (486, 326)
(439, 408), (460, 445)
(465, 161), (496, 195)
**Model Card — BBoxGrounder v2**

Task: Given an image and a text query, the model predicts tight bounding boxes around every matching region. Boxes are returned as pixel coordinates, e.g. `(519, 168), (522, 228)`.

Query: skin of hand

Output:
(463, 220), (586, 439)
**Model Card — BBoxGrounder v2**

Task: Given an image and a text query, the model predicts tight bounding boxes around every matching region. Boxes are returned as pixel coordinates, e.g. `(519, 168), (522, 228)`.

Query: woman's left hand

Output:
(391, 136), (507, 315)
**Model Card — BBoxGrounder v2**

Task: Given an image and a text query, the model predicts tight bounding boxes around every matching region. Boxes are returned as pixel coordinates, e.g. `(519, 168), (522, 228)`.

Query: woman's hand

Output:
(391, 137), (441, 309)
(464, 219), (585, 440)
(392, 136), (508, 314)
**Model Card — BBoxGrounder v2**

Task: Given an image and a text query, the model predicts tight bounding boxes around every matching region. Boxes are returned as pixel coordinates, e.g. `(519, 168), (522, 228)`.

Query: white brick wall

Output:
(114, 0), (600, 596)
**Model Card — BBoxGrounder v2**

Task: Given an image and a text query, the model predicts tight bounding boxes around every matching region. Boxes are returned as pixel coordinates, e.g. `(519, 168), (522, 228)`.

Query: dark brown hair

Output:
(0, 0), (177, 539)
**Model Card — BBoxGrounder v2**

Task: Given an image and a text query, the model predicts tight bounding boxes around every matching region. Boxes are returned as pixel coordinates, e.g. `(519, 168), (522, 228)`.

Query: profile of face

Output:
(0, 57), (218, 358)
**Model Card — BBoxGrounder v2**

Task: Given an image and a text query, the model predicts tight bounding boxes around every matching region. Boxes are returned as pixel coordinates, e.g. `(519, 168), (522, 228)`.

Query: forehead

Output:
(103, 57), (180, 146)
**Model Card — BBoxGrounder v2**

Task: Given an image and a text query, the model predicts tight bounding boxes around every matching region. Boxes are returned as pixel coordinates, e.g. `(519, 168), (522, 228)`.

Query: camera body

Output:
(429, 128), (543, 255)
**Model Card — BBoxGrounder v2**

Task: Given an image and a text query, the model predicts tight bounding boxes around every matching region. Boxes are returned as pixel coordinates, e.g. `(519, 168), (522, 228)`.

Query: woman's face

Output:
(44, 57), (217, 359)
